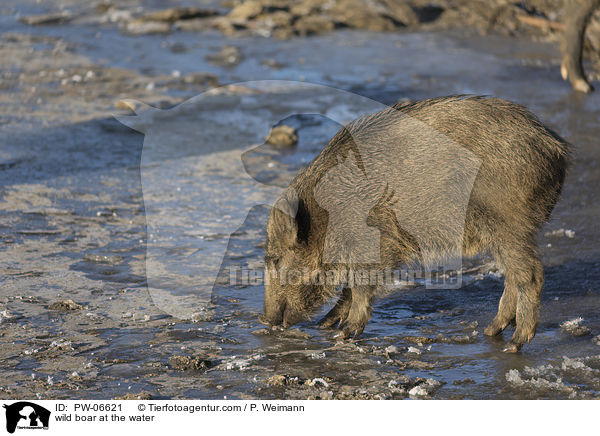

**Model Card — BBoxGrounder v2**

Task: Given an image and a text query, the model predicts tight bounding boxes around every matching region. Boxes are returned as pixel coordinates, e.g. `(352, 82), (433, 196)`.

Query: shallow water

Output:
(1, 0), (600, 399)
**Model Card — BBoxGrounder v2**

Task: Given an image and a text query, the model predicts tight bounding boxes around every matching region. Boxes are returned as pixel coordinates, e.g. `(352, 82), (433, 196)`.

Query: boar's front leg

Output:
(319, 287), (352, 329)
(336, 285), (376, 339)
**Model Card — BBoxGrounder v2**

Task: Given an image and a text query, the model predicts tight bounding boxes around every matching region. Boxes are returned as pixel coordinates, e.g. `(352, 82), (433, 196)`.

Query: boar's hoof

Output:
(332, 322), (366, 340)
(573, 78), (594, 94)
(258, 315), (274, 327)
(318, 307), (350, 330)
(319, 288), (352, 329)
(484, 324), (502, 337)
(502, 341), (523, 353)
(484, 320), (509, 337)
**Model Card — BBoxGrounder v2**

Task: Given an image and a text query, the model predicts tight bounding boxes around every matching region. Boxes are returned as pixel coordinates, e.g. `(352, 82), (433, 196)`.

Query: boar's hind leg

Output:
(560, 0), (599, 93)
(319, 287), (352, 329)
(483, 273), (518, 337)
(337, 285), (376, 339)
(506, 252), (543, 353)
(487, 239), (543, 352)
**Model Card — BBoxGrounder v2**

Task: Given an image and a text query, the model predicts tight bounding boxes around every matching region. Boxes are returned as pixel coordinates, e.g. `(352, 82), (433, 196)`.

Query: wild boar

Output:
(561, 0), (600, 93)
(260, 96), (570, 352)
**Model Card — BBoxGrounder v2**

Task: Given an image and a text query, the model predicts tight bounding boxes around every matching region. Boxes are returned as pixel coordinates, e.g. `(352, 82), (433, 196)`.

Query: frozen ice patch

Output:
(308, 378), (329, 388)
(560, 317), (591, 337)
(0, 310), (17, 323)
(408, 379), (441, 397)
(223, 354), (265, 371)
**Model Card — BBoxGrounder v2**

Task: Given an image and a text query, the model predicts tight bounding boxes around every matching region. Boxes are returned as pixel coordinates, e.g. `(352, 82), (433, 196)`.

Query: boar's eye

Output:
(265, 255), (280, 268)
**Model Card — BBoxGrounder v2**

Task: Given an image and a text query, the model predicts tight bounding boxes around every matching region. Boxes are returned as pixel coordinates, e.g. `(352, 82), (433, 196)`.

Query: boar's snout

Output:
(259, 288), (285, 327)
(260, 291), (305, 329)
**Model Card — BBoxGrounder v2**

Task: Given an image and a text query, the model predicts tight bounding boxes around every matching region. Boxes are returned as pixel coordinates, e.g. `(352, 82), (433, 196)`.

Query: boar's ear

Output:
(270, 190), (310, 247)
(294, 198), (310, 244)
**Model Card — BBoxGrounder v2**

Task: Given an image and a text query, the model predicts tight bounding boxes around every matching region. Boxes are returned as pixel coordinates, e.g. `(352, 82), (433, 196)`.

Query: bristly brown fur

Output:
(262, 96), (570, 352)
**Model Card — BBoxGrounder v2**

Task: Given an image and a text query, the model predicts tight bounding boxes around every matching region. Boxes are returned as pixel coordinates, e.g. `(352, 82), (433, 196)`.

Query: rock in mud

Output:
(331, 0), (396, 31)
(19, 12), (73, 26)
(173, 18), (217, 32)
(453, 378), (476, 385)
(265, 125), (298, 146)
(122, 20), (171, 35)
(205, 45), (243, 67)
(169, 355), (212, 371)
(266, 374), (303, 386)
(380, 0), (420, 26)
(49, 299), (82, 311)
(114, 392), (152, 400)
(402, 335), (436, 344)
(262, 58), (286, 69)
(406, 360), (437, 369)
(266, 374), (287, 386)
(259, 11), (294, 29)
(294, 15), (335, 36)
(182, 72), (220, 87)
(228, 1), (264, 21)
(280, 328), (310, 339)
(137, 7), (217, 23)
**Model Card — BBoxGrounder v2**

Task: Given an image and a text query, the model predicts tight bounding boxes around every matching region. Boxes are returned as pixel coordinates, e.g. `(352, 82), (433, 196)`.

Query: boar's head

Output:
(260, 189), (329, 328)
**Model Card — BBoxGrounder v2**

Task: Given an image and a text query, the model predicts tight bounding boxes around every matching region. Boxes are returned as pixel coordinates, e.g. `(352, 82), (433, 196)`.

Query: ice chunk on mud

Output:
(561, 357), (587, 371)
(560, 317), (591, 336)
(0, 310), (17, 323)
(545, 228), (576, 238)
(505, 368), (574, 394)
(83, 254), (123, 265)
(505, 369), (523, 385)
(408, 379), (441, 397)
(307, 378), (329, 388)
(406, 346), (421, 355)
(505, 355), (600, 397)
(223, 354), (265, 371)
(408, 385), (428, 396)
(49, 339), (74, 351)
